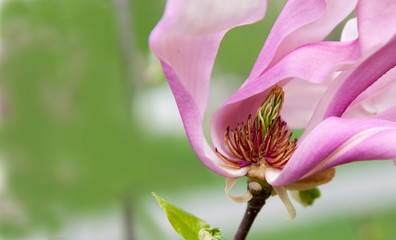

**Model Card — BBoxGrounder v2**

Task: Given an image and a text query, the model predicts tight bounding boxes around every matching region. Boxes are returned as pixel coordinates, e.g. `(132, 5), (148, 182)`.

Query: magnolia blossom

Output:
(149, 0), (396, 218)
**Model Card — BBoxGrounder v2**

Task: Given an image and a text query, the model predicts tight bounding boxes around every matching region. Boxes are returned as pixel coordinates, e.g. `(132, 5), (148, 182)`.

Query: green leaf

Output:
(152, 192), (210, 240)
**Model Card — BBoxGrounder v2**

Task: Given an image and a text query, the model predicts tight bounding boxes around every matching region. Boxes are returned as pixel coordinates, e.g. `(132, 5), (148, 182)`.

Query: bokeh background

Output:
(0, 0), (395, 239)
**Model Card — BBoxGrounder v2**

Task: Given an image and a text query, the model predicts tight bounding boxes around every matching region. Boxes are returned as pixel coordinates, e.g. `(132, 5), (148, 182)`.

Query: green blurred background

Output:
(0, 0), (395, 239)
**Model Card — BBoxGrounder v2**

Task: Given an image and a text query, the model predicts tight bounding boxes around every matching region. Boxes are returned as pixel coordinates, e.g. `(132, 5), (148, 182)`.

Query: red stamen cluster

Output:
(216, 115), (297, 169)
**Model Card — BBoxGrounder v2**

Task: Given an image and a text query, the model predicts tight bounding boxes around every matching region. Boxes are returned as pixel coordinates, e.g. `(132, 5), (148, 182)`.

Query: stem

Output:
(123, 192), (134, 240)
(233, 180), (272, 240)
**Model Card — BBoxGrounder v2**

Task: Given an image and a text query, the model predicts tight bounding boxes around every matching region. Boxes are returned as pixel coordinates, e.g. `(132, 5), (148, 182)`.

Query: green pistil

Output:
(255, 85), (284, 138)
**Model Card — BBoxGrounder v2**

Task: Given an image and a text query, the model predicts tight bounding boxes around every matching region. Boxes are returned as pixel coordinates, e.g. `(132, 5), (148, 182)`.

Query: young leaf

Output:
(152, 192), (210, 240)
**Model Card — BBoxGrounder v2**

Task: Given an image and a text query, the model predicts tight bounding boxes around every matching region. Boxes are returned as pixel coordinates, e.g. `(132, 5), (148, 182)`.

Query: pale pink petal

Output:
(212, 41), (360, 155)
(357, 0), (396, 53)
(343, 66), (396, 119)
(301, 70), (352, 141)
(269, 117), (396, 186)
(249, 0), (357, 80)
(374, 105), (396, 122)
(340, 18), (358, 42)
(281, 78), (331, 129)
(150, 0), (268, 114)
(150, 0), (268, 177)
(351, 105), (396, 130)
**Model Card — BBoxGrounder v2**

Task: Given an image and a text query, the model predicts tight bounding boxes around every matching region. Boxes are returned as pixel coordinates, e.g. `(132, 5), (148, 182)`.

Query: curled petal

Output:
(269, 117), (396, 186)
(324, 35), (396, 119)
(272, 185), (296, 222)
(265, 168), (296, 221)
(303, 35), (396, 139)
(225, 178), (253, 203)
(150, 0), (267, 177)
(162, 63), (250, 177)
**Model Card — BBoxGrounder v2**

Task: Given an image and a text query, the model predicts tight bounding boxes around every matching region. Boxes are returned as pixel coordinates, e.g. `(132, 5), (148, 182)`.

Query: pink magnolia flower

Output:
(149, 0), (396, 217)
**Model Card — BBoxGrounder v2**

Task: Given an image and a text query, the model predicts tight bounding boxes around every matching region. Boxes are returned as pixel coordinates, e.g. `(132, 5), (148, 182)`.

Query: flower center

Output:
(215, 86), (297, 170)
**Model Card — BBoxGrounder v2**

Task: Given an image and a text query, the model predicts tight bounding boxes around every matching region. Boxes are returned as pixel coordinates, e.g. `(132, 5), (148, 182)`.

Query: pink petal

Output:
(150, 0), (268, 177)
(268, 117), (396, 186)
(249, 0), (357, 80)
(212, 41), (360, 155)
(302, 3), (396, 139)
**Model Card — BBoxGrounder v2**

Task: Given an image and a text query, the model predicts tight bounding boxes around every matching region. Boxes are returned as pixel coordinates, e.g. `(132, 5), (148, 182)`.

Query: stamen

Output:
(216, 85), (297, 173)
(238, 138), (251, 162)
(237, 125), (249, 152)
(270, 143), (288, 157)
(267, 152), (284, 164)
(272, 154), (289, 167)
(247, 115), (253, 138)
(260, 133), (271, 154)
(225, 128), (243, 159)
(215, 148), (241, 168)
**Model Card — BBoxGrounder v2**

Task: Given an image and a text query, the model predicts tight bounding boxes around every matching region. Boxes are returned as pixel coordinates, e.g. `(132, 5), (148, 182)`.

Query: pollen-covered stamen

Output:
(216, 85), (297, 171)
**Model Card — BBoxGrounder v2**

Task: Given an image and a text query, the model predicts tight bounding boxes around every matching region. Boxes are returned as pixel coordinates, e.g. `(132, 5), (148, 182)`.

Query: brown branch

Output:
(233, 180), (272, 240)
